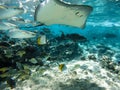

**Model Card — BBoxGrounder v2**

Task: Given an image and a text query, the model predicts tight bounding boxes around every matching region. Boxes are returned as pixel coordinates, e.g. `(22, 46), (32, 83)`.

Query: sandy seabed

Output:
(7, 60), (120, 90)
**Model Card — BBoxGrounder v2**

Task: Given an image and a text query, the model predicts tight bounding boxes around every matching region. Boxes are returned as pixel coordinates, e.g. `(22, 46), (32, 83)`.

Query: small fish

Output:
(9, 17), (25, 23)
(8, 17), (42, 28)
(8, 17), (30, 25)
(34, 0), (93, 29)
(37, 35), (47, 45)
(0, 5), (24, 19)
(0, 22), (17, 30)
(58, 64), (67, 72)
(7, 29), (36, 39)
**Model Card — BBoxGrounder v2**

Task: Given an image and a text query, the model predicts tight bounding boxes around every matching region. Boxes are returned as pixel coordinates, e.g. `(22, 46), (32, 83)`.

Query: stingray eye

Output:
(75, 12), (83, 17)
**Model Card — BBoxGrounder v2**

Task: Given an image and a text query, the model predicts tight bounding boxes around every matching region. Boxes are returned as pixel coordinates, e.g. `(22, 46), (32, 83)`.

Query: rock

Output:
(55, 79), (106, 90)
(101, 55), (110, 61)
(24, 45), (38, 59)
(80, 64), (88, 70)
(19, 69), (31, 75)
(0, 41), (10, 48)
(29, 58), (38, 64)
(49, 42), (83, 61)
(36, 57), (44, 66)
(106, 72), (113, 78)
(66, 33), (87, 42)
(88, 54), (97, 61)
(104, 33), (117, 38)
(17, 69), (31, 81)
(114, 53), (120, 64)
(0, 72), (11, 78)
(80, 56), (86, 60)
(70, 71), (77, 76)
(73, 64), (80, 70)
(104, 50), (114, 57)
(7, 78), (16, 89)
(4, 49), (14, 58)
(0, 67), (10, 73)
(25, 45), (37, 53)
(16, 50), (26, 57)
(18, 74), (30, 81)
(97, 44), (112, 56)
(16, 62), (24, 70)
(22, 64), (30, 70)
(99, 55), (118, 73)
(38, 67), (48, 75)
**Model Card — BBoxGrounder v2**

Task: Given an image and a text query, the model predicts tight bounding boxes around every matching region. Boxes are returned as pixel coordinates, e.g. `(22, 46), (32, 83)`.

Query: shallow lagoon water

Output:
(0, 0), (120, 90)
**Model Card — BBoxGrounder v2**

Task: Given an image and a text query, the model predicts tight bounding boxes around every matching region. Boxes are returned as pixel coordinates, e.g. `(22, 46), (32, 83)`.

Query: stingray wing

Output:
(34, 0), (93, 29)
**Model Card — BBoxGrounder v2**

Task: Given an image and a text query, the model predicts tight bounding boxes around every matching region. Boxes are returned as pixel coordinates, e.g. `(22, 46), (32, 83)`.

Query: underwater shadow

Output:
(57, 79), (106, 90)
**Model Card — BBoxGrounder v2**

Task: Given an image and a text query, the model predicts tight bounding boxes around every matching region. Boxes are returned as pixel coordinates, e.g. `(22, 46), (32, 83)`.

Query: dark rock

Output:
(54, 33), (87, 42)
(29, 58), (38, 64)
(104, 50), (114, 57)
(88, 54), (96, 61)
(8, 40), (16, 45)
(16, 62), (24, 70)
(80, 56), (86, 60)
(7, 78), (16, 89)
(66, 33), (87, 42)
(56, 79), (106, 90)
(114, 54), (120, 64)
(24, 45), (38, 59)
(25, 45), (37, 53)
(104, 33), (117, 38)
(49, 42), (83, 61)
(0, 42), (10, 48)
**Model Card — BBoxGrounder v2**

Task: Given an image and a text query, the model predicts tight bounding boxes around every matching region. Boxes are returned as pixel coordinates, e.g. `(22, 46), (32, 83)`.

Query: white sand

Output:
(13, 59), (120, 90)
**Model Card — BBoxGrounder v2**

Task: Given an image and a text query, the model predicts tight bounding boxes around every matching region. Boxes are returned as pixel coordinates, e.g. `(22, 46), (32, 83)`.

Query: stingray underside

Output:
(34, 0), (93, 29)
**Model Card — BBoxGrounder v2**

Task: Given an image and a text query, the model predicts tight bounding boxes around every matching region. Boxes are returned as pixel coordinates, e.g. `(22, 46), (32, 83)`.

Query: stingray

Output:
(34, 0), (93, 29)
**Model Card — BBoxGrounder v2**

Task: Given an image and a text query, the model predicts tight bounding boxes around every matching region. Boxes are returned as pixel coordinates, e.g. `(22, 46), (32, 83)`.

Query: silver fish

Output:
(7, 29), (36, 39)
(0, 22), (17, 30)
(8, 17), (42, 28)
(0, 5), (24, 19)
(34, 0), (93, 29)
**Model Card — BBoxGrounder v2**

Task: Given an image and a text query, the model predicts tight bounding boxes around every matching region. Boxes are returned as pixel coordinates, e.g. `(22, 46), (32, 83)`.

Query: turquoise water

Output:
(21, 0), (120, 40)
(0, 0), (120, 90)
(1, 0), (120, 38)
